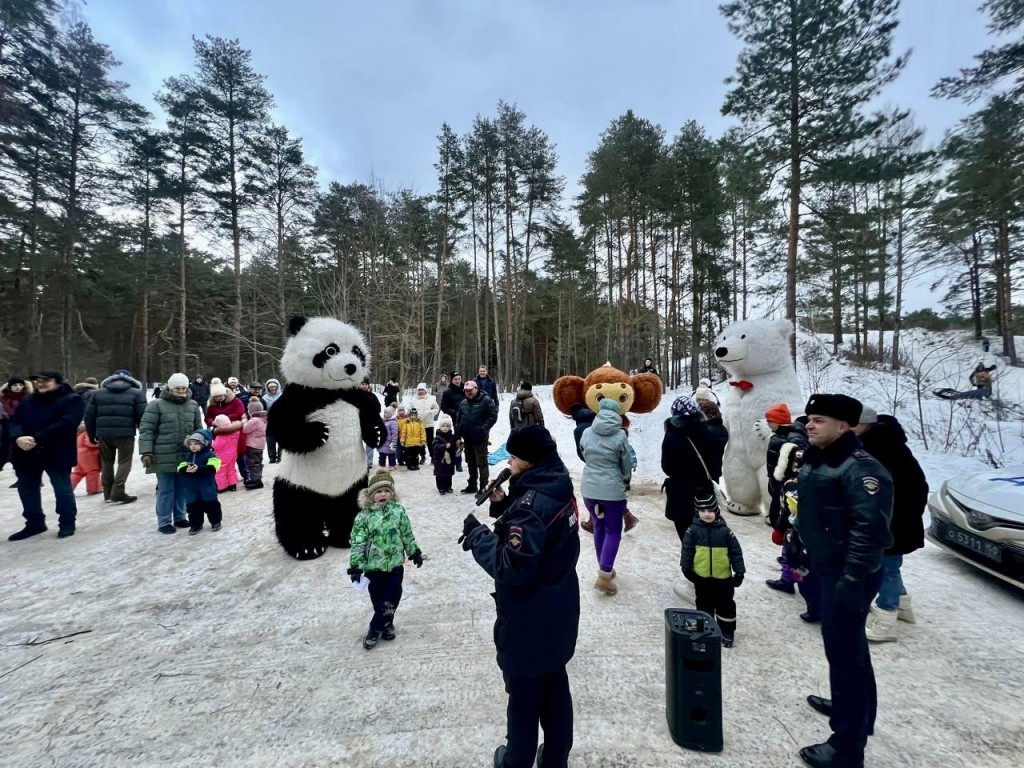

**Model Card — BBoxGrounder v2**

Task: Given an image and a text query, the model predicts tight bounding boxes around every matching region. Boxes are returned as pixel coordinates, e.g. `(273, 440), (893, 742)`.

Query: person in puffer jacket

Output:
(378, 406), (399, 468)
(177, 429), (223, 534)
(243, 399), (267, 489)
(347, 470), (424, 650)
(431, 415), (458, 493)
(261, 379), (283, 463)
(680, 489), (746, 648)
(399, 407), (427, 470)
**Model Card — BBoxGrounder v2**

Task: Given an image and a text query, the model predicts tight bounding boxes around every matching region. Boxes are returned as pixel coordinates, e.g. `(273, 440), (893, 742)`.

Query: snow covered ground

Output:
(2, 344), (1023, 767)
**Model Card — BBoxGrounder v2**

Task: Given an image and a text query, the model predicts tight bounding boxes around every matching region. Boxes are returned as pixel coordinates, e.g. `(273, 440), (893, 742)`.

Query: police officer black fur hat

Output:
(804, 393), (862, 427)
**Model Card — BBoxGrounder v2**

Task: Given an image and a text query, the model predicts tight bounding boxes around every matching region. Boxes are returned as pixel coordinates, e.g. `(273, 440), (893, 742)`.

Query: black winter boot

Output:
(9, 525), (47, 541)
(363, 629), (382, 650)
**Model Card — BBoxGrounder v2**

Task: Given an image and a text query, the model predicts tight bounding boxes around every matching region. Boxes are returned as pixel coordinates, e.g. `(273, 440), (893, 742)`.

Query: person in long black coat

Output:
(662, 396), (728, 544)
(462, 426), (580, 768)
(853, 408), (928, 641)
(8, 372), (85, 540)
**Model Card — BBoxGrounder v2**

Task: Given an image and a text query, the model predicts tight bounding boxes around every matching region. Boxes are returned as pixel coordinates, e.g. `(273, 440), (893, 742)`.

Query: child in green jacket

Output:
(680, 487), (746, 647)
(348, 469), (424, 649)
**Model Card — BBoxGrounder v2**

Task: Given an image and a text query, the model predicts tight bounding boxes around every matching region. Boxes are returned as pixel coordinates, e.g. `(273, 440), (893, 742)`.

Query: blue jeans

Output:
(875, 554), (905, 611)
(155, 472), (187, 527)
(17, 465), (76, 530)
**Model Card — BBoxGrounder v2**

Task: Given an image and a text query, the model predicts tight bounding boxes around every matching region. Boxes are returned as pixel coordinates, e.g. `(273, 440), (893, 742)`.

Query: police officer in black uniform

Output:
(796, 394), (893, 768)
(462, 425), (580, 768)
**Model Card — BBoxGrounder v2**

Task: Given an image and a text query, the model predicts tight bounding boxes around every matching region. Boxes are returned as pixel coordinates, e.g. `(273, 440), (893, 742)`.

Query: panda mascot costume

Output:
(267, 315), (386, 560)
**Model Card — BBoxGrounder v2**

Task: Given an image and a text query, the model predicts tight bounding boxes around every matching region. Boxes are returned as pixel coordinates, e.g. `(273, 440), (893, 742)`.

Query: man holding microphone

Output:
(461, 425), (580, 768)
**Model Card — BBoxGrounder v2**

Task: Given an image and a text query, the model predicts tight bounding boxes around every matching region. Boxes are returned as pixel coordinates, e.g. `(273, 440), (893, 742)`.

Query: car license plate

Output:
(943, 526), (1002, 562)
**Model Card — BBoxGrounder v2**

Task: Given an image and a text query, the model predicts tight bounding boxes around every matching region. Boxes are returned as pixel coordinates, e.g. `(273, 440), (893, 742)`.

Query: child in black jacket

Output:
(178, 429), (224, 534)
(431, 416), (458, 494)
(680, 488), (746, 647)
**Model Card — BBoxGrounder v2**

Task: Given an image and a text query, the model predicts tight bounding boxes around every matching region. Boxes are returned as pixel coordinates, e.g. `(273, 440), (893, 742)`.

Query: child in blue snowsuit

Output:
(178, 429), (224, 535)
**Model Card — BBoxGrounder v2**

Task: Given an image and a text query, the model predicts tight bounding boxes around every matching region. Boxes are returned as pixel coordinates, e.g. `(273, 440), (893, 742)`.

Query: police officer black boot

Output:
(799, 741), (863, 768)
(806, 696), (873, 735)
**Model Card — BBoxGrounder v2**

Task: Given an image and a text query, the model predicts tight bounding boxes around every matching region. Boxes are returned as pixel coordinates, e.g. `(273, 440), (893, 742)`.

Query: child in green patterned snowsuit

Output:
(348, 469), (424, 649)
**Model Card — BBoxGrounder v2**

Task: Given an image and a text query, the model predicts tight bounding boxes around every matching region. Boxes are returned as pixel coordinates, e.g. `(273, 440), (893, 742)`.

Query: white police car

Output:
(927, 466), (1024, 590)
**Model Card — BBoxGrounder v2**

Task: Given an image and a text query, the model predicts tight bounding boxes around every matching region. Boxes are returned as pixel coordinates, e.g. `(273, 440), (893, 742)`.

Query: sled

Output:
(932, 387), (989, 401)
(488, 443), (511, 465)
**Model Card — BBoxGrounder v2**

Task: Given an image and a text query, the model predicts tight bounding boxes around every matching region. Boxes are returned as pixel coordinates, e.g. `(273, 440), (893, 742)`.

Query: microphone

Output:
(475, 467), (512, 507)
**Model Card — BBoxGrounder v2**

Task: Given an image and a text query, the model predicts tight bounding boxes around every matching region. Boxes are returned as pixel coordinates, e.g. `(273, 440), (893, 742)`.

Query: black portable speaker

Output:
(665, 608), (723, 752)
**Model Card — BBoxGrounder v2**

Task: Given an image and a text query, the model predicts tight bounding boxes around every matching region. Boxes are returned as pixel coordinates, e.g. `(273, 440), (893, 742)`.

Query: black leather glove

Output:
(409, 551), (424, 568)
(682, 568), (697, 582)
(461, 513), (484, 550)
(346, 567), (363, 584)
(834, 574), (865, 613)
(732, 573), (744, 588)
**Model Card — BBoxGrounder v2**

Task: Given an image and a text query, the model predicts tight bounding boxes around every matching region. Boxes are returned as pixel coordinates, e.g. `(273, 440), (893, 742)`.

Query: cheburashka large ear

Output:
(288, 315), (308, 336)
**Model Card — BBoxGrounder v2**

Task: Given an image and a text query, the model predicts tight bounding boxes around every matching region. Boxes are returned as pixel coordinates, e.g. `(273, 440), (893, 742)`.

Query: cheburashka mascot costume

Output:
(267, 315), (386, 560)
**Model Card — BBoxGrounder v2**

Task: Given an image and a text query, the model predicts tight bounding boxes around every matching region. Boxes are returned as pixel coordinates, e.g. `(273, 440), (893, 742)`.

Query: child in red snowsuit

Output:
(71, 424), (101, 495)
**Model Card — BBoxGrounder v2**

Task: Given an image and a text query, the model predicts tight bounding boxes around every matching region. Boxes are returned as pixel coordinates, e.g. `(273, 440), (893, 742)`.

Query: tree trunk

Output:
(786, 0), (800, 365)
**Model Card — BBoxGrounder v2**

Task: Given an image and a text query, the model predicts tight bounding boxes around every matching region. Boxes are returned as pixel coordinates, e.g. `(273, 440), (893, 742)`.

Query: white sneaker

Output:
(897, 595), (916, 623)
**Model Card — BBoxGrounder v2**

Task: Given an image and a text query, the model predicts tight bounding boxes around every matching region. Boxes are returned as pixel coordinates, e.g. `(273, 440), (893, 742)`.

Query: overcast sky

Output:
(83, 0), (996, 309)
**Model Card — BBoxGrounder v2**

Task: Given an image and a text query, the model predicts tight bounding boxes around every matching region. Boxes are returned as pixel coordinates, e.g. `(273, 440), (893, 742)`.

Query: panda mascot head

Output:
(281, 315), (371, 388)
(269, 315), (385, 560)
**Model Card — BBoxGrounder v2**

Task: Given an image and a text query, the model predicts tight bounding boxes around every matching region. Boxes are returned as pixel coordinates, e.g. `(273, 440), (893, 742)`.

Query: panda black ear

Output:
(288, 315), (308, 336)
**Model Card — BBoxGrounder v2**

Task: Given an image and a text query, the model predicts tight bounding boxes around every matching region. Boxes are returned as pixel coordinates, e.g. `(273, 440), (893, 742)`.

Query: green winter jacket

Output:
(349, 501), (420, 573)
(680, 516), (746, 580)
(138, 390), (204, 474)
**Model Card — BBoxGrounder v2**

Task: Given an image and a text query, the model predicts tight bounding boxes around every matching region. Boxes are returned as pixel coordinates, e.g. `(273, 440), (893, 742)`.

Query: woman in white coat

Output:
(410, 383), (440, 457)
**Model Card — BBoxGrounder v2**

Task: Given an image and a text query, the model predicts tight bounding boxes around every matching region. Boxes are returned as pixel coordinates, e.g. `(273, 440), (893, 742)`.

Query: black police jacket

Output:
(466, 453), (581, 676)
(796, 431), (894, 579)
(858, 415), (928, 555)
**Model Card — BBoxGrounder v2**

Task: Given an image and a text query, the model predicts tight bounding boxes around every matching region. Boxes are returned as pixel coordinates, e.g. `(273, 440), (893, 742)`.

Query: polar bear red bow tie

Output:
(729, 380), (754, 391)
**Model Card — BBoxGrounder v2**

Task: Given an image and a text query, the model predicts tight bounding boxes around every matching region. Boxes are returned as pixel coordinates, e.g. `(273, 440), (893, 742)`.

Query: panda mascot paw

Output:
(267, 315), (385, 560)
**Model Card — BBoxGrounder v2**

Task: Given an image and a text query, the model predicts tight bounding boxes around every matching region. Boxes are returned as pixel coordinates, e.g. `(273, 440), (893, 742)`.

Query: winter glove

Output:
(409, 551), (424, 568)
(732, 573), (745, 588)
(346, 567), (363, 584)
(682, 568), (697, 583)
(390, 442), (396, 452)
(834, 574), (865, 613)
(461, 513), (484, 550)
(140, 453), (154, 469)
(771, 529), (785, 546)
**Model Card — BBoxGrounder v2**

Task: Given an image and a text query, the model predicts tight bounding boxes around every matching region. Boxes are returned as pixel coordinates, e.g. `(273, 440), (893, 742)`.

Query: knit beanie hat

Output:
(114, 369), (132, 378)
(671, 396), (700, 418)
(210, 383), (228, 398)
(210, 377), (222, 386)
(7, 376), (26, 387)
(183, 429), (211, 448)
(213, 414), (230, 427)
(247, 399), (265, 415)
(366, 469), (396, 498)
(417, 382), (427, 391)
(383, 406), (396, 419)
(506, 425), (558, 464)
(697, 400), (721, 421)
(858, 406), (878, 425)
(693, 386), (713, 403)
(805, 393), (862, 427)
(694, 486), (720, 518)
(764, 403), (792, 425)
(438, 414), (453, 429)
(599, 398), (621, 414)
(84, 377), (98, 386)
(227, 376), (239, 386)
(166, 372), (189, 389)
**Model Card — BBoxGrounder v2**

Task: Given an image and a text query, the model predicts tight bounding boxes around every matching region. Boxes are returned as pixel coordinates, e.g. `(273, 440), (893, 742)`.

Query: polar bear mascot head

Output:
(713, 318), (804, 515)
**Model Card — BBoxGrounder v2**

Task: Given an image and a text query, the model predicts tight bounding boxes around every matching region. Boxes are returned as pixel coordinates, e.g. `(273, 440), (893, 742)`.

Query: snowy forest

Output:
(1, 0), (1023, 389)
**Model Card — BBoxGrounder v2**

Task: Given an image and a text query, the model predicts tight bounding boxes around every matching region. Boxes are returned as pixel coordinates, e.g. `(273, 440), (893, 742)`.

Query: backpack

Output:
(510, 399), (527, 429)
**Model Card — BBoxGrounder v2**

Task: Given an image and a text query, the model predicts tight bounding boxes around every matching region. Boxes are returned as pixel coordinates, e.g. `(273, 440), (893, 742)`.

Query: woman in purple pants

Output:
(580, 398), (633, 596)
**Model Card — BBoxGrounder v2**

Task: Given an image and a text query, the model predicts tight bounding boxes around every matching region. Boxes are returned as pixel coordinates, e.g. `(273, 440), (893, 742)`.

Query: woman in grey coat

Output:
(138, 373), (203, 533)
(579, 398), (633, 596)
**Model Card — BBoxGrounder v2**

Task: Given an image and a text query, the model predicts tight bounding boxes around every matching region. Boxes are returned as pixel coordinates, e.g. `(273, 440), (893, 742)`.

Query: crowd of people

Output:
(2, 356), (927, 768)
(0, 370), (284, 538)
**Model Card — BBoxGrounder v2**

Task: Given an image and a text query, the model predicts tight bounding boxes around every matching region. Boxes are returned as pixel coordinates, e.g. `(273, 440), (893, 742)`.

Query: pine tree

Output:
(192, 35), (272, 375)
(934, 0), (1024, 103)
(721, 0), (907, 361)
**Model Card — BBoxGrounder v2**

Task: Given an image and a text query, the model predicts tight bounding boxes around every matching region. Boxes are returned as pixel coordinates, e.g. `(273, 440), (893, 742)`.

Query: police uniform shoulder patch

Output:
(520, 490), (536, 509)
(508, 525), (524, 550)
(862, 476), (881, 495)
(852, 449), (872, 460)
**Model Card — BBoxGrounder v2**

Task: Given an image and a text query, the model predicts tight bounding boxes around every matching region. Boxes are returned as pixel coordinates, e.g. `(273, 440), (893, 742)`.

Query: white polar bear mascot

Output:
(714, 318), (804, 516)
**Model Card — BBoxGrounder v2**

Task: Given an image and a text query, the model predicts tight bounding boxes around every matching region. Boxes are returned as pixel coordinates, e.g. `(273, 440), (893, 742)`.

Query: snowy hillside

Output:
(1, 334), (1023, 767)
